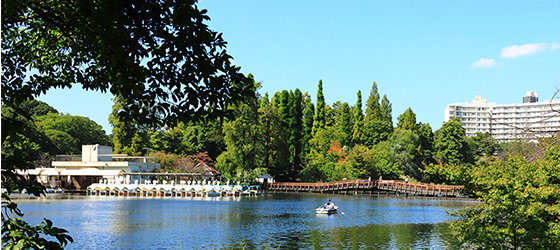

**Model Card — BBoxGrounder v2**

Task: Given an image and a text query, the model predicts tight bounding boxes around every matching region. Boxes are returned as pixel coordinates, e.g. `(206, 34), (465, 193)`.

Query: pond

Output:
(12, 193), (477, 249)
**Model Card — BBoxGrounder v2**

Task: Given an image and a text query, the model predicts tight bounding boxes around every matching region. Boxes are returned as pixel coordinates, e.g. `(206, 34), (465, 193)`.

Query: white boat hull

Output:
(316, 206), (338, 214)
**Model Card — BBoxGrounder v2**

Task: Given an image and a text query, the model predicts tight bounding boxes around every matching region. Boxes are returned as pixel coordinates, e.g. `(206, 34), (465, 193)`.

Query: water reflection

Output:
(13, 193), (475, 249)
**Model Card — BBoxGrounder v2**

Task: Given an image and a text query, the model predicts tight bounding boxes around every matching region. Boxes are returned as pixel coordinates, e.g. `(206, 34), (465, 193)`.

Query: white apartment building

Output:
(445, 91), (560, 142)
(444, 95), (492, 137)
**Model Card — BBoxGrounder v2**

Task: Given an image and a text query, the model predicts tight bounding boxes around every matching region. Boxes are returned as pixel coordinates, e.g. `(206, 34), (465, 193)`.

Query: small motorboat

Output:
(315, 205), (338, 214)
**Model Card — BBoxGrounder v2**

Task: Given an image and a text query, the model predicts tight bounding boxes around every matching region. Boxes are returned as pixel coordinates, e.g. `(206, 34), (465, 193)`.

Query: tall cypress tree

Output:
(365, 81), (381, 121)
(380, 94), (394, 133)
(352, 90), (364, 145)
(287, 90), (296, 168)
(312, 80), (325, 135)
(363, 84), (394, 147)
(277, 90), (291, 173)
(292, 89), (304, 172)
(397, 107), (418, 132)
(302, 102), (315, 156)
(338, 102), (352, 146)
(271, 91), (281, 107)
(258, 93), (283, 178)
(259, 93), (271, 170)
(260, 92), (269, 109)
(279, 90), (290, 128)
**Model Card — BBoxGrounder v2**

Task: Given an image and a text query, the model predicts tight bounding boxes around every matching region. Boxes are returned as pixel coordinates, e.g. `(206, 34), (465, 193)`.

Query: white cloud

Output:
(471, 57), (497, 68)
(500, 42), (558, 58)
(552, 42), (560, 51)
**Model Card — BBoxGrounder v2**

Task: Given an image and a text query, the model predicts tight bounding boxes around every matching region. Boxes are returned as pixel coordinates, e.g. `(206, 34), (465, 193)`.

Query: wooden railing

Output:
(268, 179), (464, 197)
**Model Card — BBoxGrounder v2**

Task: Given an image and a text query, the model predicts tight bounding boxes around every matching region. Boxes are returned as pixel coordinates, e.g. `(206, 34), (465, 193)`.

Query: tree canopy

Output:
(2, 1), (252, 248)
(433, 118), (472, 165)
(36, 113), (111, 155)
(449, 145), (560, 249)
(20, 100), (58, 117)
(2, 0), (252, 127)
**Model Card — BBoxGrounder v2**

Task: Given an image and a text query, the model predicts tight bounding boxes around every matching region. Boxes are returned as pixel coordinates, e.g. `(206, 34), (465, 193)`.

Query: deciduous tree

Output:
(433, 118), (473, 165)
(370, 141), (402, 179)
(449, 145), (560, 249)
(35, 113), (111, 155)
(3, 0), (252, 127)
(416, 122), (435, 182)
(20, 100), (58, 117)
(362, 120), (392, 147)
(149, 123), (188, 156)
(109, 96), (147, 156)
(388, 129), (419, 179)
(215, 77), (261, 180)
(466, 132), (497, 161)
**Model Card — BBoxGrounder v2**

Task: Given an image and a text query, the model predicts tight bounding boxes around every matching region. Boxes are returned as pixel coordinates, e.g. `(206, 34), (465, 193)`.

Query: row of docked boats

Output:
(86, 179), (260, 197)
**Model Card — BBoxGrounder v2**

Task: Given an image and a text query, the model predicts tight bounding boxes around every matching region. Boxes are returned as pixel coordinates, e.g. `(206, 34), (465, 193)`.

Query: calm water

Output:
(13, 193), (476, 249)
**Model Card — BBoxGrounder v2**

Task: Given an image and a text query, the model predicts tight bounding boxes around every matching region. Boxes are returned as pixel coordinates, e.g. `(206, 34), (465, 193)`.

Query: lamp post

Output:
(143, 147), (153, 163)
(54, 167), (64, 189)
(143, 147), (153, 156)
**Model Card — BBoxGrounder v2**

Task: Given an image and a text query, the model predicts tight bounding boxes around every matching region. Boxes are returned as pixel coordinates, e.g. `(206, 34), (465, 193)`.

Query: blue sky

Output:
(38, 1), (560, 134)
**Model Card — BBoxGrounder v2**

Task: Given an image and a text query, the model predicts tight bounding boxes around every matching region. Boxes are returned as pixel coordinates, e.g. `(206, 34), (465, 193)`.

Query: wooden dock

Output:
(267, 179), (465, 197)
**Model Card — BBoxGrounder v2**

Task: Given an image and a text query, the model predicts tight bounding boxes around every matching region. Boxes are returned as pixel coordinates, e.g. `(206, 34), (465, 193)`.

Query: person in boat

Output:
(324, 199), (335, 209)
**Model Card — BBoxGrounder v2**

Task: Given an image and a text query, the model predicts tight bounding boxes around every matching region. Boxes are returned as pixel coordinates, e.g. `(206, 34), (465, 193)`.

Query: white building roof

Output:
(17, 168), (125, 177)
(60, 169), (125, 176)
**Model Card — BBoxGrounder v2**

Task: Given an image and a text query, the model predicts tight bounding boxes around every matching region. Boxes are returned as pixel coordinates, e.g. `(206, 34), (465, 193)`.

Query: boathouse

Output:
(34, 144), (161, 190)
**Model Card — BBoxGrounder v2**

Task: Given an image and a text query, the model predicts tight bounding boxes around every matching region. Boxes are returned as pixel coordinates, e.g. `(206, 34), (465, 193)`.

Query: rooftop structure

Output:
(523, 91), (539, 103)
(445, 91), (560, 142)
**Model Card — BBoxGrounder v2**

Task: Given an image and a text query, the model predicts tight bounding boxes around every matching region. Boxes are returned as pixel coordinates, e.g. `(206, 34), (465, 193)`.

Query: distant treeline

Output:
(7, 75), (539, 185)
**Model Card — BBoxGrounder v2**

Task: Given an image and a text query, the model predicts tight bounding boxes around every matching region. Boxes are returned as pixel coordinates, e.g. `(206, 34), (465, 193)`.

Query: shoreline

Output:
(4, 191), (480, 202)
